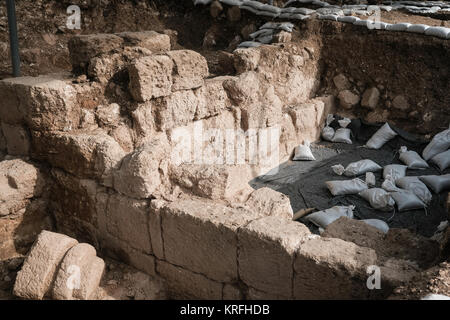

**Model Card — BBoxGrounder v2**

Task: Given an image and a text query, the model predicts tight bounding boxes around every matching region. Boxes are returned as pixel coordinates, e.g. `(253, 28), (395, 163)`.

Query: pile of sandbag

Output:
(13, 231), (105, 300)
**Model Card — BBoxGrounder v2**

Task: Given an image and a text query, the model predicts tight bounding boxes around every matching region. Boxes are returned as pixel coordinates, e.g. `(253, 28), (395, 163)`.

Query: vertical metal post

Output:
(6, 0), (20, 77)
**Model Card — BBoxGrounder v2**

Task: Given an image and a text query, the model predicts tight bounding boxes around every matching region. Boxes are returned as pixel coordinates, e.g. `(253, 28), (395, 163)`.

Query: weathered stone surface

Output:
(0, 74), (80, 131)
(224, 72), (260, 106)
(239, 216), (310, 297)
(1, 123), (30, 156)
(223, 283), (244, 300)
(247, 287), (291, 300)
(288, 99), (329, 143)
(69, 34), (124, 69)
(392, 95), (409, 110)
(0, 159), (44, 217)
(166, 50), (209, 91)
(194, 77), (232, 120)
(169, 164), (254, 202)
(152, 90), (198, 131)
(95, 103), (121, 127)
(158, 199), (263, 282)
(233, 48), (261, 73)
(273, 31), (292, 43)
(113, 133), (170, 199)
(333, 74), (350, 91)
(106, 194), (151, 254)
(245, 187), (293, 220)
(52, 243), (97, 300)
(73, 256), (105, 300)
(149, 200), (166, 260)
(32, 130), (125, 187)
(118, 31), (171, 53)
(131, 102), (155, 142)
(294, 237), (377, 299)
(0, 199), (51, 260)
(361, 87), (380, 109)
(338, 90), (360, 109)
(128, 55), (174, 102)
(156, 260), (222, 299)
(13, 231), (78, 300)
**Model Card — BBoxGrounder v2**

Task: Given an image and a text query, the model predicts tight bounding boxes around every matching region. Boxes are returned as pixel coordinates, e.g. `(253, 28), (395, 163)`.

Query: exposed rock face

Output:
(338, 90), (360, 109)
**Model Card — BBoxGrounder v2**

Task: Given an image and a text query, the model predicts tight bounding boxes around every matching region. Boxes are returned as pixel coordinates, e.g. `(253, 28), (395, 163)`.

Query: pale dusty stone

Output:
(156, 260), (222, 299)
(227, 6), (241, 22)
(288, 99), (327, 143)
(131, 102), (155, 141)
(273, 31), (292, 43)
(338, 90), (360, 109)
(392, 95), (409, 110)
(210, 1), (223, 18)
(13, 231), (78, 300)
(68, 33), (124, 68)
(118, 31), (171, 53)
(113, 133), (170, 199)
(194, 77), (232, 120)
(233, 49), (261, 74)
(238, 216), (310, 297)
(128, 55), (174, 102)
(1, 123), (30, 156)
(294, 237), (377, 299)
(333, 74), (350, 91)
(365, 109), (390, 123)
(152, 90), (198, 131)
(166, 50), (209, 91)
(73, 256), (105, 300)
(0, 74), (79, 131)
(0, 159), (44, 216)
(223, 283), (244, 300)
(245, 187), (293, 220)
(106, 194), (151, 254)
(52, 243), (97, 300)
(169, 164), (254, 202)
(95, 103), (121, 127)
(149, 200), (166, 260)
(110, 124), (134, 153)
(32, 130), (125, 187)
(361, 87), (380, 109)
(158, 199), (263, 282)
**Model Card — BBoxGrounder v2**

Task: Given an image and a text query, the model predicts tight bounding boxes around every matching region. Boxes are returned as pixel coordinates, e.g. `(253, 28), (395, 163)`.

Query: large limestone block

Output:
(118, 31), (171, 53)
(288, 99), (326, 143)
(68, 33), (124, 69)
(0, 159), (44, 216)
(233, 48), (261, 74)
(106, 194), (151, 254)
(13, 231), (78, 300)
(52, 243), (97, 300)
(158, 199), (263, 282)
(152, 90), (198, 131)
(32, 130), (125, 186)
(0, 74), (80, 131)
(194, 76), (232, 120)
(294, 237), (377, 299)
(156, 260), (222, 300)
(169, 164), (254, 202)
(166, 50), (209, 91)
(245, 187), (293, 220)
(238, 216), (311, 297)
(223, 72), (260, 106)
(73, 256), (105, 300)
(128, 55), (174, 102)
(113, 133), (170, 199)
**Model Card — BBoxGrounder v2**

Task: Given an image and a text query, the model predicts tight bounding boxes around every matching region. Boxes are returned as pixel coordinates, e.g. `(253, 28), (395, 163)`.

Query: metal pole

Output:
(5, 0), (20, 77)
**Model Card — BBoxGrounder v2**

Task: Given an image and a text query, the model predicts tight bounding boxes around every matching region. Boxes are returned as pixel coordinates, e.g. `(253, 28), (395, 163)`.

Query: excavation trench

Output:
(0, 1), (449, 300)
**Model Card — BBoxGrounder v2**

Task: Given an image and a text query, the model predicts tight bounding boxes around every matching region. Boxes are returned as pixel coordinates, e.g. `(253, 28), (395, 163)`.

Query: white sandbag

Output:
(322, 114), (335, 142)
(306, 205), (355, 229)
(419, 174), (450, 194)
(359, 188), (395, 211)
(421, 294), (450, 301)
(365, 123), (398, 149)
(237, 41), (262, 48)
(326, 178), (368, 196)
(399, 146), (429, 169)
(430, 149), (450, 171)
(293, 141), (316, 161)
(422, 126), (450, 160)
(396, 176), (432, 204)
(383, 164), (407, 181)
(381, 175), (403, 192)
(424, 26), (450, 39)
(338, 117), (351, 128)
(391, 191), (426, 212)
(386, 23), (411, 32)
(362, 219), (389, 233)
(365, 172), (376, 187)
(342, 159), (382, 177)
(332, 128), (352, 144)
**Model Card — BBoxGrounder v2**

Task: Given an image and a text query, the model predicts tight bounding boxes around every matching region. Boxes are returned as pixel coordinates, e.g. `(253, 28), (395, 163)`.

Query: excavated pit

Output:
(0, 0), (449, 300)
